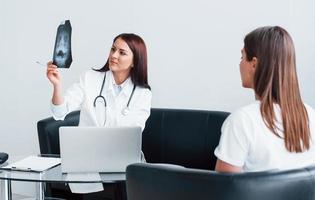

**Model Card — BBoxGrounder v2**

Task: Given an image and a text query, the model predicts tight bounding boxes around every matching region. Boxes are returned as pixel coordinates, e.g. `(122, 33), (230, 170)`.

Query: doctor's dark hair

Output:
(96, 33), (150, 90)
(244, 26), (310, 153)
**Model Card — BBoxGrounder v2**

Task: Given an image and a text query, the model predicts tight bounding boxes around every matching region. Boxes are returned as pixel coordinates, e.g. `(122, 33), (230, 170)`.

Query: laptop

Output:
(59, 126), (142, 173)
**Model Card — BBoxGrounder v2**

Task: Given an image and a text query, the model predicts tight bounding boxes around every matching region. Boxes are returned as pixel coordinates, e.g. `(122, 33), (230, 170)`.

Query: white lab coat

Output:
(51, 69), (152, 130)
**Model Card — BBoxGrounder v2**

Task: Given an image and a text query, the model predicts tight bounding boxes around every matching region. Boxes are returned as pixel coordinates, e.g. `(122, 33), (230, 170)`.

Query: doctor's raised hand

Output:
(46, 61), (63, 105)
(46, 61), (60, 86)
(46, 33), (152, 129)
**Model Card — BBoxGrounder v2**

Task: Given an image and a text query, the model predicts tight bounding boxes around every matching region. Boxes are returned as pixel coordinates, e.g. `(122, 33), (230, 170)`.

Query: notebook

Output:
(59, 126), (142, 173)
(0, 155), (61, 172)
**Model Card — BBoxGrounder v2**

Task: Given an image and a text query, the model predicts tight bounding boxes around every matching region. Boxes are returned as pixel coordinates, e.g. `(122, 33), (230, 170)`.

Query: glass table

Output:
(0, 156), (126, 200)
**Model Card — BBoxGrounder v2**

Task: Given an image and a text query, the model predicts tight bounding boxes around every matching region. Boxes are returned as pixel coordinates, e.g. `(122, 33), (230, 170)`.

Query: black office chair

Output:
(126, 163), (315, 200)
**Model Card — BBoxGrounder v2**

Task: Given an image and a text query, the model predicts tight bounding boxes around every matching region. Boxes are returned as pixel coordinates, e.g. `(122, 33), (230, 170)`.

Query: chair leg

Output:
(114, 182), (127, 200)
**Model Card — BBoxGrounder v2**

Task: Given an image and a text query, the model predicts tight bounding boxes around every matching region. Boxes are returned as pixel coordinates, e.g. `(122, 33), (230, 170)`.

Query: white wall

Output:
(0, 0), (314, 157)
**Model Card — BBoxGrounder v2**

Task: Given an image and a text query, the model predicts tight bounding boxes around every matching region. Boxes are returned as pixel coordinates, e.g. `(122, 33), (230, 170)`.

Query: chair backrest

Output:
(37, 108), (229, 169)
(126, 163), (315, 200)
(142, 108), (229, 170)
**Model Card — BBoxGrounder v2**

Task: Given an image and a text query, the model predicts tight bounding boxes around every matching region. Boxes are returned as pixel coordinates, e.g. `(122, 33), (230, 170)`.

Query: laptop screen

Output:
(59, 126), (142, 173)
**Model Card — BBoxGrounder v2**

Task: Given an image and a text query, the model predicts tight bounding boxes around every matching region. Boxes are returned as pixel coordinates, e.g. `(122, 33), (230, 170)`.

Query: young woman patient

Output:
(215, 26), (315, 172)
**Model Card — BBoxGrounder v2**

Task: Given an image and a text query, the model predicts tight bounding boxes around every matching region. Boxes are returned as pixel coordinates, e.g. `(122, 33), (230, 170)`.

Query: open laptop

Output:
(59, 126), (142, 173)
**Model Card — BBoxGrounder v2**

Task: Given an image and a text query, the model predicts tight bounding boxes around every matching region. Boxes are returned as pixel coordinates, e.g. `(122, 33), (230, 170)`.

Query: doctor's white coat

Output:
(51, 69), (152, 130)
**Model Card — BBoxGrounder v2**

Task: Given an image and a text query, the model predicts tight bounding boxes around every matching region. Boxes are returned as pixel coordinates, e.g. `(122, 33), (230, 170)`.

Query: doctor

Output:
(46, 33), (152, 130)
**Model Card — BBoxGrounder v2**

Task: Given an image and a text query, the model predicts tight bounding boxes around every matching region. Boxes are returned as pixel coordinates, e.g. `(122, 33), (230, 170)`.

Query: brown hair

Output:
(96, 33), (150, 89)
(244, 26), (310, 152)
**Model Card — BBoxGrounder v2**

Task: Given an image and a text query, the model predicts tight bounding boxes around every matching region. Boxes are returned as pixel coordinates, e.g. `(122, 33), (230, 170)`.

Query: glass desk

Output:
(0, 156), (126, 200)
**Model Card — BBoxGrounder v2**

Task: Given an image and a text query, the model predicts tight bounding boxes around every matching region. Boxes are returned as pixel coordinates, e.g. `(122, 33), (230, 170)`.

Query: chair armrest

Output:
(37, 110), (80, 155)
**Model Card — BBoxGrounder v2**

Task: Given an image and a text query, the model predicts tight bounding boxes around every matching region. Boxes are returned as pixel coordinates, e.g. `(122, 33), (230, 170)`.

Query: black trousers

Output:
(47, 182), (127, 200)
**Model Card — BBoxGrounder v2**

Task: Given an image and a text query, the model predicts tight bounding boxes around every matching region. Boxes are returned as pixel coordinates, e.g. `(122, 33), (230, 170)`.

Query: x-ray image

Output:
(53, 20), (72, 68)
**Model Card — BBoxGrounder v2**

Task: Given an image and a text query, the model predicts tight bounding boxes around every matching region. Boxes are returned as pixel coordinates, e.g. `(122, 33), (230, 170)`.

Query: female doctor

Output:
(46, 33), (152, 130)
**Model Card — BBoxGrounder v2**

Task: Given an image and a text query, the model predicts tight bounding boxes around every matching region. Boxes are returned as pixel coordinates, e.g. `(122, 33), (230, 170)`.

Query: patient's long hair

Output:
(244, 26), (310, 153)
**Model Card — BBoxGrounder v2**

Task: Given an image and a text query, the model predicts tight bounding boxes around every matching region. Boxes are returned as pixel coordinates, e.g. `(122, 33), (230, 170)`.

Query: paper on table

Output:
(0, 155), (61, 172)
(66, 173), (104, 193)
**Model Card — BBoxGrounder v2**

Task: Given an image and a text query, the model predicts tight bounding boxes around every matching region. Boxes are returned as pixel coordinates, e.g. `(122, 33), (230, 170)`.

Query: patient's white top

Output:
(51, 69), (152, 131)
(214, 101), (315, 172)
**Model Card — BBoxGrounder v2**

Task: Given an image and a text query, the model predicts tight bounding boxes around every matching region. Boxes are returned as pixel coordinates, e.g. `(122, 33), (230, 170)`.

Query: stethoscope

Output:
(93, 72), (136, 125)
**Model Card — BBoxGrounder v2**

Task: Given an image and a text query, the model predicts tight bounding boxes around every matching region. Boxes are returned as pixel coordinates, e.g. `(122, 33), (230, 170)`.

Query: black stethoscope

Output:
(93, 72), (136, 122)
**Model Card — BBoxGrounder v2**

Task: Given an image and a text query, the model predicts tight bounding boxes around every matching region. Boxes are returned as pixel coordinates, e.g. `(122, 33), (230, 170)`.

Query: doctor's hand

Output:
(46, 61), (61, 87)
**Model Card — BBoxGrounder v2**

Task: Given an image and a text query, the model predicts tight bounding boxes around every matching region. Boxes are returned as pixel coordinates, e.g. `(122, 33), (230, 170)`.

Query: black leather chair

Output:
(37, 108), (230, 170)
(37, 110), (80, 156)
(126, 162), (315, 200)
(37, 108), (230, 199)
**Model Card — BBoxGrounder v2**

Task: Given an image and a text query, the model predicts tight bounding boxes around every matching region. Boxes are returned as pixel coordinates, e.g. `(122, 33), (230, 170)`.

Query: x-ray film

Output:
(53, 20), (72, 68)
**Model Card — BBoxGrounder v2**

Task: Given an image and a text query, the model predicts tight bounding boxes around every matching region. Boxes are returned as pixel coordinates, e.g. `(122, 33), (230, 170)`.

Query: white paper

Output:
(66, 173), (104, 193)
(1, 156), (61, 172)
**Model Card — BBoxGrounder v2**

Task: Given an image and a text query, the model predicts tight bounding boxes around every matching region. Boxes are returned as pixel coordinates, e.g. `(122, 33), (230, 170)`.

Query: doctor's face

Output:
(108, 37), (134, 75)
